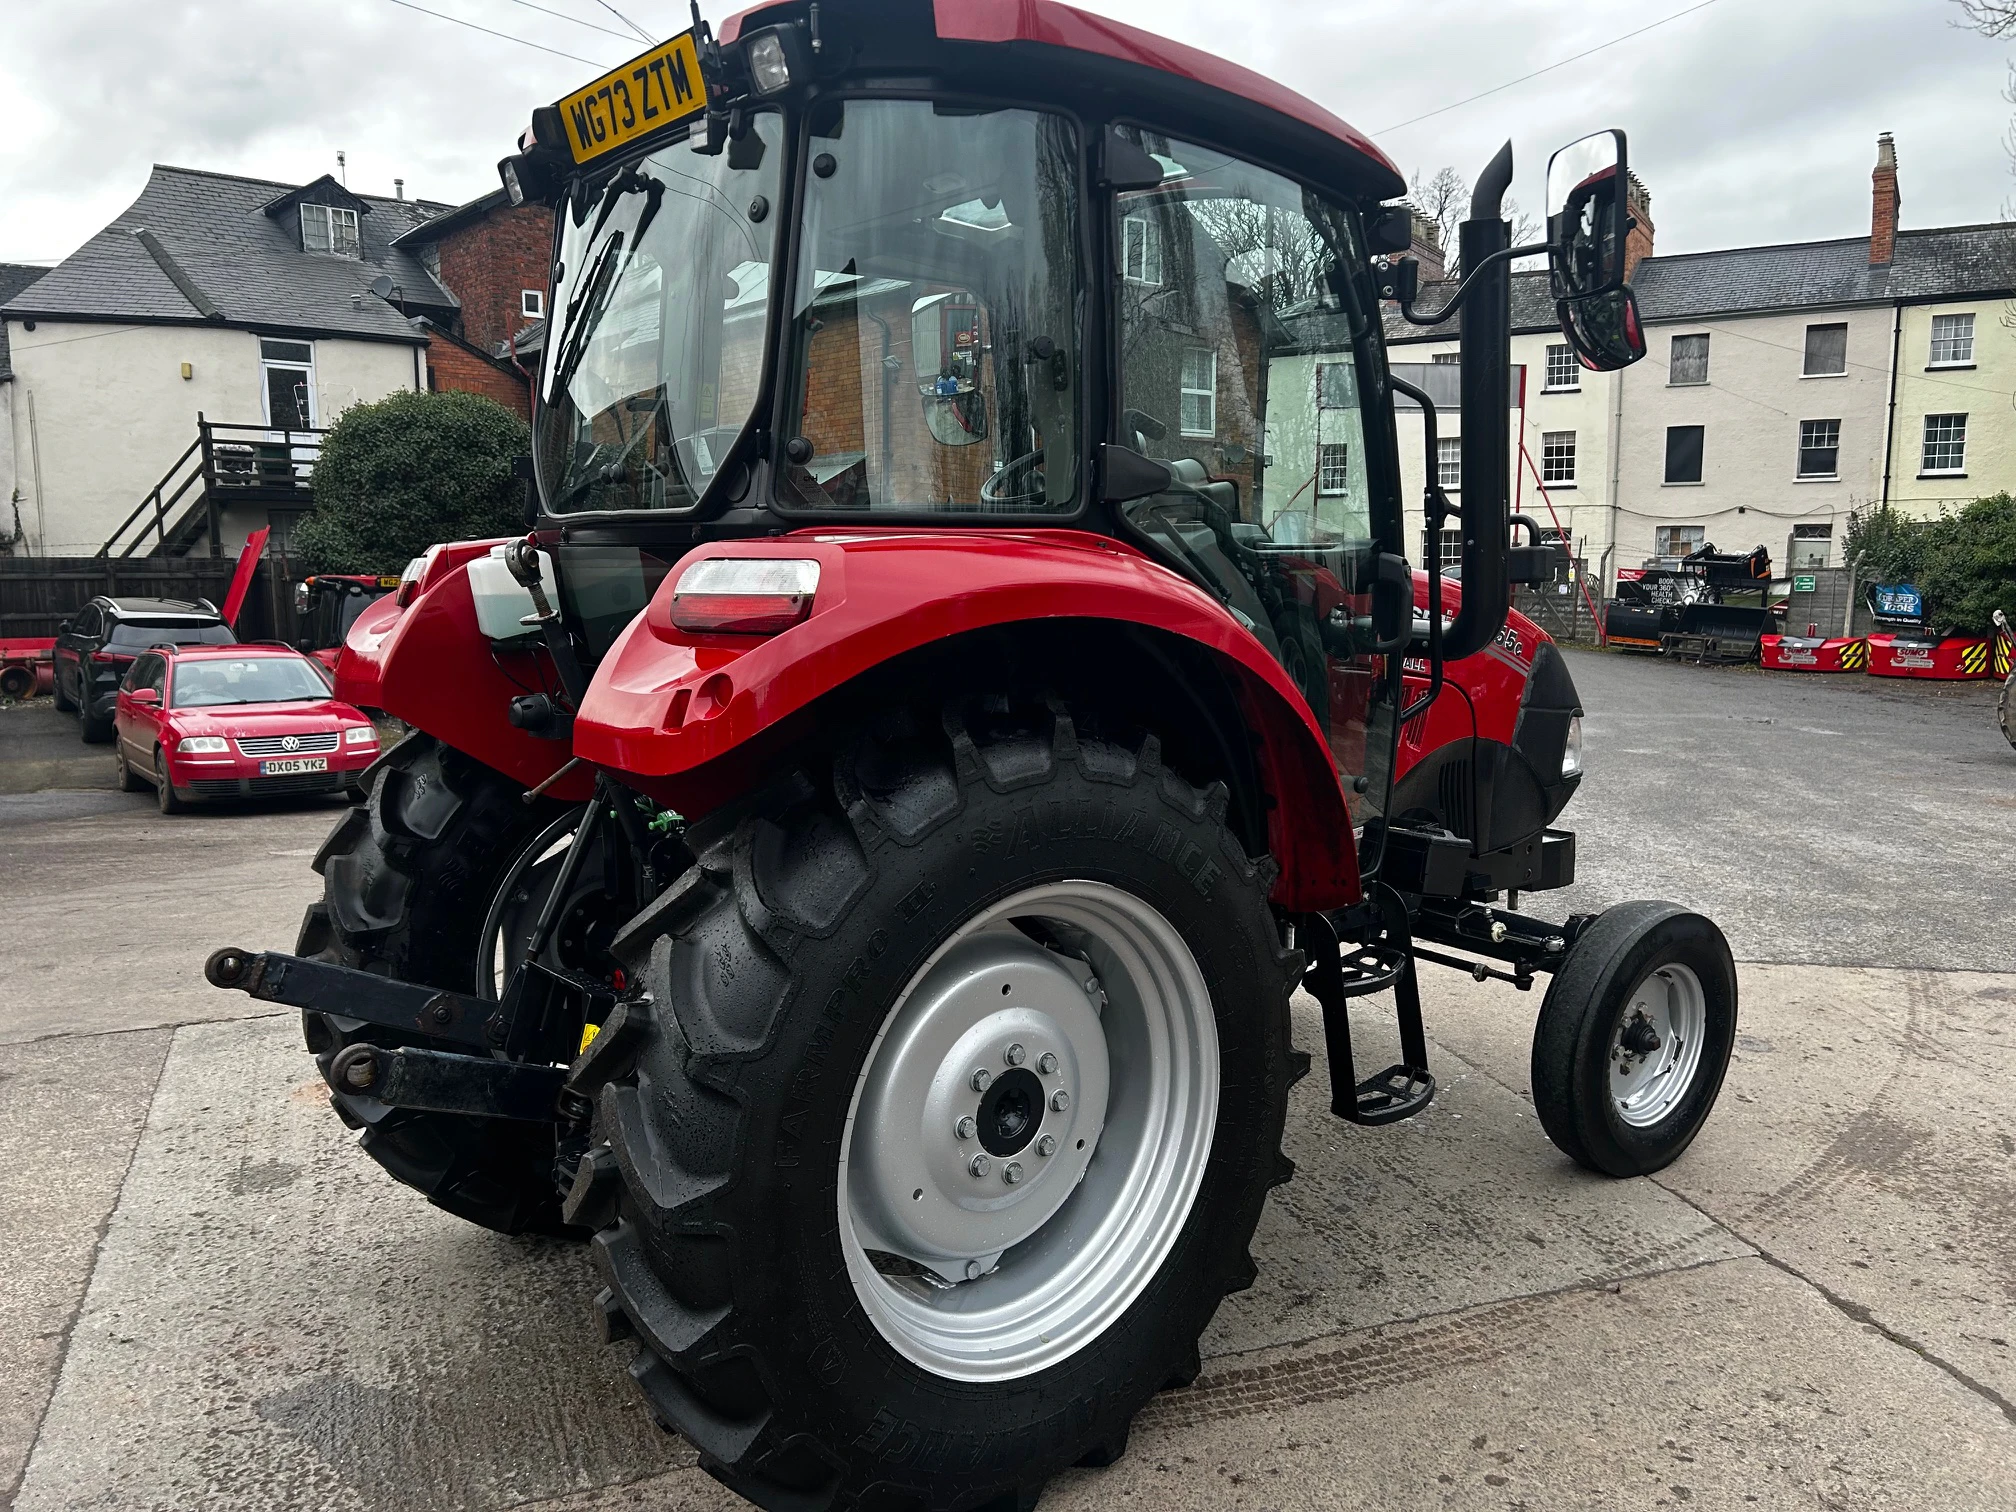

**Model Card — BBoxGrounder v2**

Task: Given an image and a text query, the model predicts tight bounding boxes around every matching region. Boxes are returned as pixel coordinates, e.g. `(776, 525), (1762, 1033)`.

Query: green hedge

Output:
(291, 390), (528, 575)
(1846, 495), (2016, 636)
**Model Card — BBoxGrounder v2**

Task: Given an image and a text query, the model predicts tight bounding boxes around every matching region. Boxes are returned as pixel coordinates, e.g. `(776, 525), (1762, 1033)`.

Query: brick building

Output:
(393, 189), (554, 418)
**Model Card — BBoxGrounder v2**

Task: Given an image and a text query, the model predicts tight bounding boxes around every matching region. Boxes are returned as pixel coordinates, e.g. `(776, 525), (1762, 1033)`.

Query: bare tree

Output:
(1407, 166), (1543, 279)
(1954, 0), (2016, 34)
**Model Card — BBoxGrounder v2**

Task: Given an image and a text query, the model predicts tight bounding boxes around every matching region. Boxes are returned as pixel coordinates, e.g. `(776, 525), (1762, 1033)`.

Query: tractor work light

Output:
(670, 557), (820, 634)
(1562, 716), (1584, 778)
(745, 29), (796, 94)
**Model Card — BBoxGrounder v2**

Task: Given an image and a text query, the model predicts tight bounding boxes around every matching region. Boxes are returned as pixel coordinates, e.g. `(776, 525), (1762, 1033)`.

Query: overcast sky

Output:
(1, 0), (2011, 266)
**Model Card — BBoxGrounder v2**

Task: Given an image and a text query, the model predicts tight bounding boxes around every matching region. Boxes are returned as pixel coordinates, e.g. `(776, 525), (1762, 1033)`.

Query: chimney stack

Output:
(394, 177), (405, 201)
(1624, 171), (1654, 282)
(1407, 208), (1446, 284)
(1871, 133), (1900, 266)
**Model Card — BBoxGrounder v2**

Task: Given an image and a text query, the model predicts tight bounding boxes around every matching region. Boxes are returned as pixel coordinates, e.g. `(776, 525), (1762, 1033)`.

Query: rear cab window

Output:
(107, 622), (234, 652)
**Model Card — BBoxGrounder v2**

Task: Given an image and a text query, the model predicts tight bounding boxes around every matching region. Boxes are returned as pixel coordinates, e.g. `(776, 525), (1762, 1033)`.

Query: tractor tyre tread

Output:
(591, 697), (1303, 1512)
(299, 731), (577, 1236)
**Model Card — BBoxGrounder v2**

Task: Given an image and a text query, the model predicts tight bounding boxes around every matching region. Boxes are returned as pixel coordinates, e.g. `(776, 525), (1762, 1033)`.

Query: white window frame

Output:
(301, 203), (361, 259)
(1179, 347), (1217, 437)
(1435, 435), (1461, 492)
(521, 289), (545, 319)
(1655, 524), (1705, 557)
(1542, 343), (1579, 392)
(1921, 413), (1968, 475)
(1425, 526), (1463, 568)
(1122, 215), (1162, 286)
(259, 340), (318, 430)
(1802, 322), (1848, 378)
(1796, 418), (1840, 479)
(1929, 312), (1975, 367)
(1317, 442), (1349, 497)
(1668, 333), (1710, 386)
(1540, 429), (1576, 486)
(1430, 351), (1460, 365)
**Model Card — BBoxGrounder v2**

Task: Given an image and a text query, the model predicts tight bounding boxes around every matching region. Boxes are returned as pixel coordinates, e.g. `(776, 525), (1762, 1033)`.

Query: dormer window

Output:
(301, 204), (361, 258)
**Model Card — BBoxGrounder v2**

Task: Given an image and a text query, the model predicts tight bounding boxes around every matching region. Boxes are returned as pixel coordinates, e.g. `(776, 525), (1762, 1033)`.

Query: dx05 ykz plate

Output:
(261, 757), (327, 775)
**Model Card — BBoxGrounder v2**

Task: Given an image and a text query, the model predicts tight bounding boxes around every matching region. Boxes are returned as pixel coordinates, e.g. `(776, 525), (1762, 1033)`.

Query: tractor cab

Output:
(293, 573), (399, 669)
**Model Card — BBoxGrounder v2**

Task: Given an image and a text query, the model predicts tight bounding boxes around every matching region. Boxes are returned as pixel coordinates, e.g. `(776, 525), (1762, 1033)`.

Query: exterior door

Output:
(260, 338), (318, 484)
(1110, 129), (1404, 824)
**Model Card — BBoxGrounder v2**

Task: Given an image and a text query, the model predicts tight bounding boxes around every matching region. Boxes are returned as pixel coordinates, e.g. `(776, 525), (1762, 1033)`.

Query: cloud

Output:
(3, 0), (2011, 265)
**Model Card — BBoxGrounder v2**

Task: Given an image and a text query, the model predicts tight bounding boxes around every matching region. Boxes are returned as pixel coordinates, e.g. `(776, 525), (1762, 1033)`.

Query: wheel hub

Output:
(1608, 964), (1708, 1128)
(849, 933), (1109, 1283)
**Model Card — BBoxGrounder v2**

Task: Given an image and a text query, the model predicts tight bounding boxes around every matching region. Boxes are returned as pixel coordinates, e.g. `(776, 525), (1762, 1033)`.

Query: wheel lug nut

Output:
(955, 1116), (977, 1140)
(971, 1068), (993, 1092)
(1003, 1162), (1024, 1185)
(1004, 1043), (1026, 1067)
(964, 1259), (984, 1281)
(1037, 1134), (1057, 1157)
(969, 1154), (991, 1178)
(1050, 1089), (1071, 1112)
(1037, 1051), (1059, 1075)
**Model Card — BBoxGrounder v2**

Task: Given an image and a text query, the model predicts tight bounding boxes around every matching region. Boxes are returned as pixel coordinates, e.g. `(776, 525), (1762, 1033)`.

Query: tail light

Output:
(669, 558), (820, 634)
(90, 651), (132, 666)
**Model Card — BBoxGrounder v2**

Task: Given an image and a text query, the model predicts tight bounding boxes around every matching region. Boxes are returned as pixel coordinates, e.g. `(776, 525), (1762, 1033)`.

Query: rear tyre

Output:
(582, 698), (1304, 1512)
(299, 733), (599, 1236)
(1530, 902), (1737, 1177)
(154, 749), (186, 814)
(80, 701), (113, 744)
(116, 745), (148, 793)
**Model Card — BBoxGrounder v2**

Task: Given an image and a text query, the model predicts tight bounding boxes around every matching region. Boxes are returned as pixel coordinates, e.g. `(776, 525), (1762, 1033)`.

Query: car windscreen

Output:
(170, 657), (329, 708)
(108, 622), (234, 651)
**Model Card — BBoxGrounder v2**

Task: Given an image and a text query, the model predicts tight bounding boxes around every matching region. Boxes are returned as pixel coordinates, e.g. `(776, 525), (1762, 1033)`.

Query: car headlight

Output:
(344, 725), (377, 745)
(178, 736), (229, 753)
(1561, 716), (1584, 778)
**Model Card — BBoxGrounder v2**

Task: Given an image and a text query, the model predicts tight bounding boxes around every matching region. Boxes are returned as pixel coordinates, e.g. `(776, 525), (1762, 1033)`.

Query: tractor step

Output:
(1347, 1064), (1438, 1125)
(1301, 903), (1437, 1128)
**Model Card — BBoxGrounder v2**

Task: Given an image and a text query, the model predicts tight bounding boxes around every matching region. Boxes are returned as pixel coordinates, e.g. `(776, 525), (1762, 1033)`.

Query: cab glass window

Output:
(777, 100), (1083, 513)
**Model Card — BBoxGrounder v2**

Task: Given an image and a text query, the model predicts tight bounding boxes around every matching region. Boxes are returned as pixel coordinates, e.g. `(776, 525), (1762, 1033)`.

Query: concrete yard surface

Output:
(2, 654), (2014, 1512)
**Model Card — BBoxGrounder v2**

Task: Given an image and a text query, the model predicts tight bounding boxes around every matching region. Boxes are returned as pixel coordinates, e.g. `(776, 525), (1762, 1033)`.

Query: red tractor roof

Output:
(719, 0), (1403, 195)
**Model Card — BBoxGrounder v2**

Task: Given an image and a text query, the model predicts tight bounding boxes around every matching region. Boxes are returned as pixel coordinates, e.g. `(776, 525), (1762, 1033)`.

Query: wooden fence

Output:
(0, 555), (290, 642)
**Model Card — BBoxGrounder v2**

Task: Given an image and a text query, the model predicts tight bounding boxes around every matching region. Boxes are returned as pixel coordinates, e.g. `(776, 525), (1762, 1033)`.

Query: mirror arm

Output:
(1393, 242), (1551, 326)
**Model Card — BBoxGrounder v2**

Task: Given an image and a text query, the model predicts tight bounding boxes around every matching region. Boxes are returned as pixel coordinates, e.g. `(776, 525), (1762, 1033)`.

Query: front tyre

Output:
(1530, 902), (1737, 1177)
(582, 700), (1304, 1511)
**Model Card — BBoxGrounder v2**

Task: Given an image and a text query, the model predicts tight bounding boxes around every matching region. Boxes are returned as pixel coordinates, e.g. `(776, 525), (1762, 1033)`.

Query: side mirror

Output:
(1546, 129), (1630, 300)
(1556, 285), (1646, 372)
(910, 291), (989, 447)
(129, 688), (160, 706)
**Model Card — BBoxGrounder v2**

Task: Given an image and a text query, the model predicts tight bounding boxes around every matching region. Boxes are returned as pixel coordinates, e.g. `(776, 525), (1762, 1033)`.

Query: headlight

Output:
(344, 725), (377, 745)
(178, 736), (229, 753)
(746, 31), (793, 94)
(1561, 716), (1584, 778)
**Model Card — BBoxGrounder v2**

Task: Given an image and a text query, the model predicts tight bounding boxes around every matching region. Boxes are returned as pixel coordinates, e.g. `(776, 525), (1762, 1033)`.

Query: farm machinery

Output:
(205, 5), (1738, 1507)
(1605, 543), (1778, 662)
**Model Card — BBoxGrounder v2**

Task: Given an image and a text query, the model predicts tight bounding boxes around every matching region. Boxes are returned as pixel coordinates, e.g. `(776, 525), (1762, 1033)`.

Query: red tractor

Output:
(208, 7), (1736, 1508)
(292, 572), (401, 672)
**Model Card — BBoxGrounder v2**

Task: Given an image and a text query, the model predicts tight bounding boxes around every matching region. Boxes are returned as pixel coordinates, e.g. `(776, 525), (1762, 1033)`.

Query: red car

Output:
(112, 642), (380, 813)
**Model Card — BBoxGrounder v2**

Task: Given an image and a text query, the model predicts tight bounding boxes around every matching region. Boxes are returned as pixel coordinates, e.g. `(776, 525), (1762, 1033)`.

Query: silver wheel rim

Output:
(838, 880), (1219, 1382)
(1608, 961), (1708, 1127)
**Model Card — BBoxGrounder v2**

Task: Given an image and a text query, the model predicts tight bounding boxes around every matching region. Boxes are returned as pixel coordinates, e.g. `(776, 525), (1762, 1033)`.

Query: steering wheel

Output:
(979, 448), (1046, 507)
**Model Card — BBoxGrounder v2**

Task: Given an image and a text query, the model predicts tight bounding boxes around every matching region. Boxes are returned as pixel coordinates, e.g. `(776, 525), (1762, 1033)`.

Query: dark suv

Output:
(53, 597), (234, 743)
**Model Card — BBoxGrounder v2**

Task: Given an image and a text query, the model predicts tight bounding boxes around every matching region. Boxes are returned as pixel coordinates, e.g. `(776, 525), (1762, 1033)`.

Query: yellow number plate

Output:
(557, 31), (708, 165)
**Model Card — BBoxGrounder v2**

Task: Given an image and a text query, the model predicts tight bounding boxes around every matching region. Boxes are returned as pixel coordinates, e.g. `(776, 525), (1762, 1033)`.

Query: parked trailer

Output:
(0, 637), (55, 699)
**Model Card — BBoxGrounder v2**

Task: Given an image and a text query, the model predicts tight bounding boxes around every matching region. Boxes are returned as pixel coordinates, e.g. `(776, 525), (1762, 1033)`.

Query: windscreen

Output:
(171, 657), (330, 707)
(777, 101), (1082, 512)
(537, 111), (783, 514)
(108, 622), (233, 650)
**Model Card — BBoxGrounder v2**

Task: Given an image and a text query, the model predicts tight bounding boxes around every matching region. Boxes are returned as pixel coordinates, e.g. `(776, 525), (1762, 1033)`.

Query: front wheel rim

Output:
(838, 880), (1219, 1382)
(1607, 961), (1708, 1128)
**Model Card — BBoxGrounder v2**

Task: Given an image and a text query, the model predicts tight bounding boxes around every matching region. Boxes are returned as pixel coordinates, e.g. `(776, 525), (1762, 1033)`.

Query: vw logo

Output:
(280, 735), (300, 752)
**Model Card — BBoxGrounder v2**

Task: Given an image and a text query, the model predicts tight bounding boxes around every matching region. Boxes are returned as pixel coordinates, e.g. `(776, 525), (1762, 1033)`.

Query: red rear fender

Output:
(576, 530), (1361, 909)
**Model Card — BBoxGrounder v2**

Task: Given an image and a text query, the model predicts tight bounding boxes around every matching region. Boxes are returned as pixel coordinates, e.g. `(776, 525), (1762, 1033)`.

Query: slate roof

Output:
(392, 189), (505, 248)
(0, 263), (50, 381)
(0, 166), (461, 343)
(1387, 222), (2016, 344)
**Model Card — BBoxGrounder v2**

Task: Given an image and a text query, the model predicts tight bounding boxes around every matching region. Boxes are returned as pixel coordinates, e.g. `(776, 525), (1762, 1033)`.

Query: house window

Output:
(1669, 333), (1709, 385)
(1436, 436), (1461, 491)
(1665, 424), (1704, 484)
(1540, 430), (1576, 485)
(1317, 361), (1354, 409)
(259, 339), (316, 430)
(1929, 312), (1975, 366)
(1543, 343), (1579, 391)
(1431, 352), (1460, 364)
(1424, 526), (1463, 567)
(1656, 525), (1705, 558)
(1921, 413), (1968, 474)
(1318, 443), (1350, 496)
(300, 203), (361, 258)
(1802, 322), (1847, 377)
(1179, 348), (1216, 437)
(1122, 216), (1162, 285)
(1790, 522), (1832, 570)
(1797, 419), (1840, 478)
(521, 289), (544, 319)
